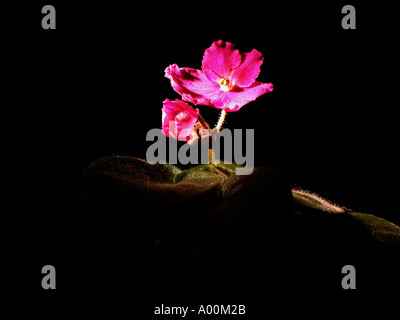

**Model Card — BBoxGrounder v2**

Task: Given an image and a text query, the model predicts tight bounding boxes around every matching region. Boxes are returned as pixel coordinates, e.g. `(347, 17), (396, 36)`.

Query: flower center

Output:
(218, 78), (232, 92)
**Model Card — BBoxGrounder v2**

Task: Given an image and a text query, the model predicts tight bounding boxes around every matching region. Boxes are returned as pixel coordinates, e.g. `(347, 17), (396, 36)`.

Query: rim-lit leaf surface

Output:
(26, 156), (400, 299)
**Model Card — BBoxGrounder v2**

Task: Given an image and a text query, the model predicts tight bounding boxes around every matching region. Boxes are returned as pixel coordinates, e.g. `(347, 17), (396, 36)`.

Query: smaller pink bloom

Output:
(161, 99), (199, 141)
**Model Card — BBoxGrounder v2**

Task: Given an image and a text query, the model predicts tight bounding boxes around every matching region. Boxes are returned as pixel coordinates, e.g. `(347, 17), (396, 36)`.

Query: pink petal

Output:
(165, 64), (220, 106)
(230, 49), (264, 87)
(162, 98), (199, 117)
(175, 112), (197, 141)
(212, 82), (273, 112)
(161, 99), (199, 141)
(201, 40), (242, 82)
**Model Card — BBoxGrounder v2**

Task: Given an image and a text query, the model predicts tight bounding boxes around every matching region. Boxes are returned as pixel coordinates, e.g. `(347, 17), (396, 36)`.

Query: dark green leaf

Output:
(349, 213), (400, 247)
(81, 156), (223, 214)
(292, 188), (345, 213)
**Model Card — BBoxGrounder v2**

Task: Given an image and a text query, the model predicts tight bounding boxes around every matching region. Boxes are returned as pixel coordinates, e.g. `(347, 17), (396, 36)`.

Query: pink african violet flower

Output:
(165, 40), (273, 112)
(161, 99), (199, 141)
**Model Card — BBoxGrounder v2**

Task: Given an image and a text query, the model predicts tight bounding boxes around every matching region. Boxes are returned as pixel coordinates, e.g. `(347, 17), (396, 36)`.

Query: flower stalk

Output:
(197, 113), (210, 130)
(215, 109), (227, 131)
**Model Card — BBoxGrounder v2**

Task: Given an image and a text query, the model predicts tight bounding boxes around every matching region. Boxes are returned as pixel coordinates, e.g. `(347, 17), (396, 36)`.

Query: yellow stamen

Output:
(218, 78), (232, 92)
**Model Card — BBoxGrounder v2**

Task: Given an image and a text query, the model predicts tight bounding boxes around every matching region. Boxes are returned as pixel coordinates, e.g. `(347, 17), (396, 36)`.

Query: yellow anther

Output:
(218, 78), (232, 92)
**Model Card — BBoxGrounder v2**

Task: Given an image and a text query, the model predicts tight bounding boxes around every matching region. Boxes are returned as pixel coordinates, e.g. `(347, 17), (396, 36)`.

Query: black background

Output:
(9, 0), (399, 305)
(15, 1), (397, 220)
